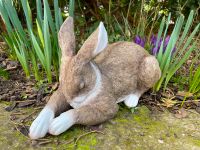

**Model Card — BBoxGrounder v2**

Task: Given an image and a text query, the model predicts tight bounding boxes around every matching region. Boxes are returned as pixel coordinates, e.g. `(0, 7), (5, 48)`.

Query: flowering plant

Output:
(134, 11), (199, 92)
(134, 35), (176, 55)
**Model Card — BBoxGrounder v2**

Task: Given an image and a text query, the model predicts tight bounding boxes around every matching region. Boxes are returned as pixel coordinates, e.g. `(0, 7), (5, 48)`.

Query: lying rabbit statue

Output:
(29, 16), (161, 139)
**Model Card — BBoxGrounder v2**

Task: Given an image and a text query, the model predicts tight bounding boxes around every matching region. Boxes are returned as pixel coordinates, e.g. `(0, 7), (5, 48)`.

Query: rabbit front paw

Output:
(29, 107), (54, 139)
(49, 110), (75, 135)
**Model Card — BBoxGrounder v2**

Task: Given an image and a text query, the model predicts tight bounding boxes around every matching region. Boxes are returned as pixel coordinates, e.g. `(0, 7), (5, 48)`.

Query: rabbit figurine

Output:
(29, 16), (161, 139)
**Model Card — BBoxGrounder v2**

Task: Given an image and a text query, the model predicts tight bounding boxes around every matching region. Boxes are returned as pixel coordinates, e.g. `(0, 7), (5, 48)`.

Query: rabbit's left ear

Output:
(76, 22), (108, 62)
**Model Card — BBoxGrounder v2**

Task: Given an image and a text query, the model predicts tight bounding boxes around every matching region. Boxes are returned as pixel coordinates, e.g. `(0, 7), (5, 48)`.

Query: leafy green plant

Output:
(0, 0), (30, 77)
(0, 0), (63, 83)
(0, 67), (9, 79)
(153, 10), (200, 92)
(189, 57), (200, 94)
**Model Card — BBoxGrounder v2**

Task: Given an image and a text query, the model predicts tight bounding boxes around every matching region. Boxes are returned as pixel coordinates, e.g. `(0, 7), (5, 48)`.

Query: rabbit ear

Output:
(93, 22), (108, 56)
(58, 16), (75, 58)
(76, 22), (108, 62)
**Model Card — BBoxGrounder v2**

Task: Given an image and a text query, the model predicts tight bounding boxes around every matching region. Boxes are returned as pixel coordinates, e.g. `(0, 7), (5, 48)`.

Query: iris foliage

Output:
(153, 11), (199, 92)
(0, 0), (63, 83)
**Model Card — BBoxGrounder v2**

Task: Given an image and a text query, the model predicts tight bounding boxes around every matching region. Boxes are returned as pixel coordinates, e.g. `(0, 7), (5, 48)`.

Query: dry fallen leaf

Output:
(17, 100), (36, 108)
(161, 97), (177, 108)
(176, 91), (193, 97)
(16, 125), (29, 137)
(5, 102), (17, 111)
(174, 108), (188, 119)
(161, 88), (174, 98)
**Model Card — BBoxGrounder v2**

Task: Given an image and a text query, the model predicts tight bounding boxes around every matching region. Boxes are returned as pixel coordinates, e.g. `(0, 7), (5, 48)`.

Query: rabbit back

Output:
(94, 41), (150, 98)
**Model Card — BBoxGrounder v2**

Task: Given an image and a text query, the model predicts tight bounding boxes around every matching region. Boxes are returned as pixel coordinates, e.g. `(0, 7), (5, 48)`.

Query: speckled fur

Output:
(32, 16), (161, 136)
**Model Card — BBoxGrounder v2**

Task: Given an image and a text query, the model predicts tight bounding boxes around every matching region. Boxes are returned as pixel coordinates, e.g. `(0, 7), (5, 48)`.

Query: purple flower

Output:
(133, 34), (176, 56)
(150, 35), (163, 55)
(150, 34), (176, 55)
(134, 35), (141, 44)
(152, 47), (159, 55)
(134, 36), (146, 48)
(163, 35), (170, 52)
(163, 35), (176, 54)
(150, 35), (157, 46)
(164, 35), (170, 45)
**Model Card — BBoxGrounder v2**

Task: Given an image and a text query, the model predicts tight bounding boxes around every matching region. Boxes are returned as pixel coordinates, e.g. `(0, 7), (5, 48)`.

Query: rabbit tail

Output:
(138, 56), (161, 88)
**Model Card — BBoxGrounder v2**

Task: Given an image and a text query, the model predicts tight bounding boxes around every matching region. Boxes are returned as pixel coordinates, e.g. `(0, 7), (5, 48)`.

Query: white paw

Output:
(49, 110), (75, 135)
(124, 94), (139, 108)
(29, 107), (54, 139)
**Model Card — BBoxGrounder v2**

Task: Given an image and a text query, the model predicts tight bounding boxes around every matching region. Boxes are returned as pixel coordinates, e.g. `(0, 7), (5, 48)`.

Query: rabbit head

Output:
(58, 16), (108, 101)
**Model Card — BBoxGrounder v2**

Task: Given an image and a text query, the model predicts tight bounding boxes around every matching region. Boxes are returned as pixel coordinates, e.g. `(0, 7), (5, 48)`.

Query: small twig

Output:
(176, 99), (200, 104)
(10, 121), (29, 139)
(20, 110), (38, 123)
(34, 106), (43, 110)
(5, 66), (18, 71)
(11, 112), (26, 115)
(74, 130), (104, 145)
(14, 100), (36, 103)
(35, 138), (51, 141)
(38, 140), (52, 145)
(65, 139), (74, 145)
(10, 120), (25, 126)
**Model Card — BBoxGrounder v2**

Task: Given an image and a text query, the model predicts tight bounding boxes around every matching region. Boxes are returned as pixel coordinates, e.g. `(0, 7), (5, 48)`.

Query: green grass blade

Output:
(189, 62), (194, 86)
(69, 0), (75, 17)
(160, 15), (184, 70)
(14, 33), (30, 77)
(36, 19), (44, 48)
(155, 16), (165, 61)
(30, 51), (40, 81)
(177, 10), (194, 51)
(20, 0), (32, 31)
(43, 0), (56, 39)
(190, 65), (200, 92)
(157, 13), (171, 61)
(58, 8), (63, 27)
(165, 42), (196, 89)
(54, 0), (59, 32)
(113, 15), (126, 37)
(0, 67), (9, 80)
(30, 31), (45, 68)
(171, 23), (200, 69)
(189, 54), (199, 86)
(0, 0), (13, 33)
(4, 0), (26, 40)
(36, 0), (43, 27)
(44, 1), (52, 82)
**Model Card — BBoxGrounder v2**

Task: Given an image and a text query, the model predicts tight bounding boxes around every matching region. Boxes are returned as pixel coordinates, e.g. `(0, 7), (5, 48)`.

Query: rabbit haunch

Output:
(29, 16), (161, 139)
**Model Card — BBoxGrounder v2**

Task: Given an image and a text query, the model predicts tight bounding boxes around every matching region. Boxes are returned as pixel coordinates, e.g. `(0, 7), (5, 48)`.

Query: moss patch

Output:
(1, 102), (200, 149)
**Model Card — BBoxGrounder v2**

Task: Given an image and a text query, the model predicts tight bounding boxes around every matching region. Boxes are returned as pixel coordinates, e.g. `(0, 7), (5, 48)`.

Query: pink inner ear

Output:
(93, 22), (108, 57)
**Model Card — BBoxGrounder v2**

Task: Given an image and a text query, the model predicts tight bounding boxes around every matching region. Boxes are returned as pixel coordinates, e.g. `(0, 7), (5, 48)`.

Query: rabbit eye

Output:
(79, 81), (85, 89)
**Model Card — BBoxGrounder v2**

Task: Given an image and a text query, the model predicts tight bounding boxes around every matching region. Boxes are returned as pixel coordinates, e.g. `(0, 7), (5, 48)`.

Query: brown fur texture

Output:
(47, 17), (161, 124)
(30, 16), (161, 139)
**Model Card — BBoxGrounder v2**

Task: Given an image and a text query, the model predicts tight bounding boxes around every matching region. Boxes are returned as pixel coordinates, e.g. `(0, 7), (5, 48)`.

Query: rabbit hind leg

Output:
(123, 93), (141, 108)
